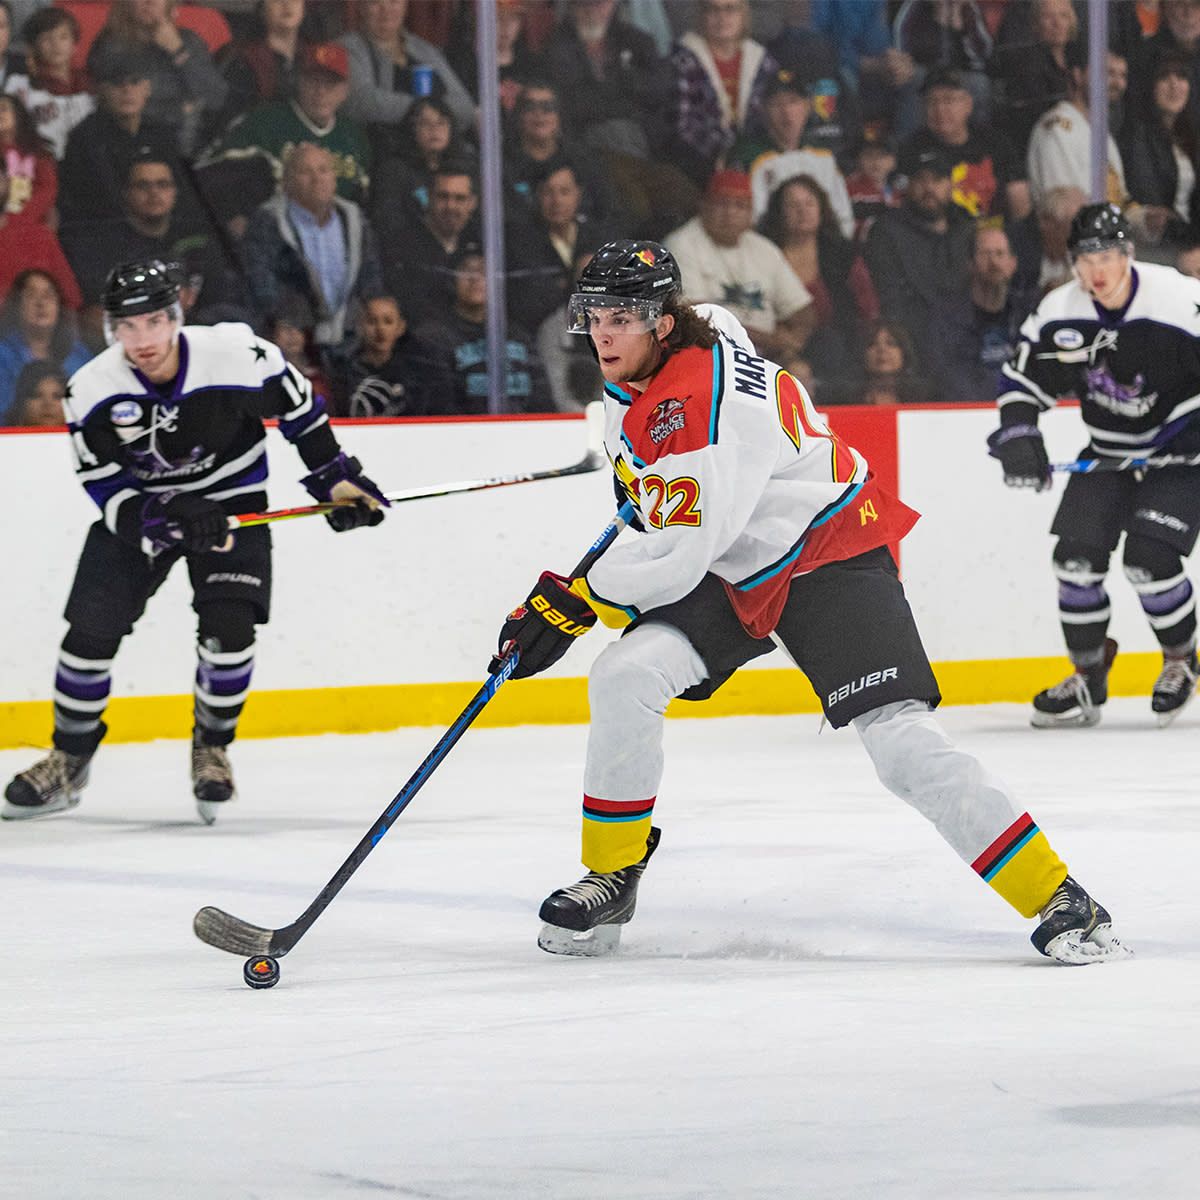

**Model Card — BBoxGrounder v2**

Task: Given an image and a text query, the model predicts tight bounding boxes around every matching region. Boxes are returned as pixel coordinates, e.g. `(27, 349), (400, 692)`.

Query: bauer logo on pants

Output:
(828, 667), (898, 707)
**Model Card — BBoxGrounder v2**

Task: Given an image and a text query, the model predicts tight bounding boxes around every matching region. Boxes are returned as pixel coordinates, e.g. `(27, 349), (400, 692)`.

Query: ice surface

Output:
(2, 701), (1197, 1199)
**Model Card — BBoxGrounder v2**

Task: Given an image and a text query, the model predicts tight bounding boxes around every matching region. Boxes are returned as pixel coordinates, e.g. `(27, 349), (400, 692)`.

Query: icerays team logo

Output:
(648, 396), (688, 445)
(1084, 364), (1157, 418)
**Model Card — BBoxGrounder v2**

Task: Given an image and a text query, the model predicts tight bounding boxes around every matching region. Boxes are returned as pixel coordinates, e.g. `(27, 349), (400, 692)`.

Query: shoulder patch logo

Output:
(1053, 328), (1084, 350)
(110, 400), (143, 426)
(648, 396), (688, 445)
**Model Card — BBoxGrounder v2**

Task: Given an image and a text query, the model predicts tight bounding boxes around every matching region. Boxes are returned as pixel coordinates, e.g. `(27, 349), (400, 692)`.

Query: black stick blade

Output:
(194, 906), (277, 956)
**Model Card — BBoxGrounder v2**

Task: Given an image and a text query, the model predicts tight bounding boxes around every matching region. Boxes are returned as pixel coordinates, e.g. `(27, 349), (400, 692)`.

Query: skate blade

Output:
(1042, 924), (1133, 965)
(1154, 694), (1196, 728)
(1, 792), (81, 821)
(1030, 708), (1100, 729)
(195, 791), (234, 826)
(537, 923), (623, 957)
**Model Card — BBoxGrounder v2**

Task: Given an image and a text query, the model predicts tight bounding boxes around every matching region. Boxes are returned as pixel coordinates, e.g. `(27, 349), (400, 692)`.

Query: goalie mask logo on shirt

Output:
(648, 396), (688, 445)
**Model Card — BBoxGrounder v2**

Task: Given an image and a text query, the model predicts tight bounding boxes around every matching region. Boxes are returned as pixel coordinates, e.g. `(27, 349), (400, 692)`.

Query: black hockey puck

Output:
(243, 955), (280, 989)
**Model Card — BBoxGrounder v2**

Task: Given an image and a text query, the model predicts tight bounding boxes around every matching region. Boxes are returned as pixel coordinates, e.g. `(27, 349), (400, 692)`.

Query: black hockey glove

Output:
(987, 424), (1051, 492)
(143, 493), (232, 555)
(491, 572), (597, 679)
(301, 453), (389, 532)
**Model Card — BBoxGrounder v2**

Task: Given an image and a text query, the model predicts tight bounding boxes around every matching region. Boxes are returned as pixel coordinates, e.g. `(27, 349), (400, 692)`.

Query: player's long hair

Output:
(662, 296), (718, 353)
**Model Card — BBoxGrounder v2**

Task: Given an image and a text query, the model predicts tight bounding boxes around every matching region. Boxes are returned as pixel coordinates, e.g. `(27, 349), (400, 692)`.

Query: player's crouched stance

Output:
(3, 260), (387, 824)
(494, 240), (1130, 966)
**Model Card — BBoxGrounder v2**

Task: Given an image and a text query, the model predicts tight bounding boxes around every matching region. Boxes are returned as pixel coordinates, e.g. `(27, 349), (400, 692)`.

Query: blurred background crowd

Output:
(0, 0), (1195, 425)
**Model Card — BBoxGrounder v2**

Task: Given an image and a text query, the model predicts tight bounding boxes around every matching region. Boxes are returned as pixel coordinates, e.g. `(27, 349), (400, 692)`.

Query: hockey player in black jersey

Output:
(990, 204), (1200, 728)
(3, 260), (388, 823)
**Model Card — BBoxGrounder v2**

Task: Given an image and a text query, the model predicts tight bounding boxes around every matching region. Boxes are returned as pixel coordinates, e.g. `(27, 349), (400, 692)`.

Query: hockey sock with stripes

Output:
(51, 630), (119, 756)
(194, 602), (257, 747)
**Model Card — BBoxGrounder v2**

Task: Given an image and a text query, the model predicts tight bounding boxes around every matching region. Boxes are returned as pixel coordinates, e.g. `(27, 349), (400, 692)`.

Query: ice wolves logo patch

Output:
(648, 397), (688, 444)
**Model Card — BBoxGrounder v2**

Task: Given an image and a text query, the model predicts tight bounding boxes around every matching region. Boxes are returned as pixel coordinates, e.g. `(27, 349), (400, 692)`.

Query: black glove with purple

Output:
(490, 572), (597, 679)
(300, 453), (388, 531)
(143, 493), (232, 555)
(987, 424), (1051, 492)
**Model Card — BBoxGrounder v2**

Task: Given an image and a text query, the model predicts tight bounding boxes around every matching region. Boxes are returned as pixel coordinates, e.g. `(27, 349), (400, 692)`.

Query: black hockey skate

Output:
(538, 827), (661, 957)
(191, 733), (235, 825)
(1151, 648), (1199, 727)
(2, 749), (92, 820)
(1031, 875), (1131, 964)
(1031, 639), (1117, 729)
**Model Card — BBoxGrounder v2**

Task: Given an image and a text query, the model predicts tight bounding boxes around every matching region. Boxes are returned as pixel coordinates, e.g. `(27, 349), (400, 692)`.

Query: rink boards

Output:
(0, 406), (1166, 746)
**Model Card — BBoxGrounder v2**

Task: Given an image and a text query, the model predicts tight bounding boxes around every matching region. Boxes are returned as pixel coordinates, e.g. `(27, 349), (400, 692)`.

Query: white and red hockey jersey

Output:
(576, 306), (919, 637)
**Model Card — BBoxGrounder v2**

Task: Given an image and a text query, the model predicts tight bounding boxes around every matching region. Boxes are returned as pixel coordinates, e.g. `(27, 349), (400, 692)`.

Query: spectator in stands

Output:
(822, 318), (933, 405)
(4, 359), (67, 425)
(0, 92), (54, 223)
(928, 222), (1033, 401)
(415, 244), (551, 414)
(242, 141), (382, 371)
(731, 68), (852, 234)
(864, 144), (972, 371)
(1034, 183), (1085, 293)
(218, 0), (313, 125)
(1177, 240), (1200, 278)
(666, 168), (815, 367)
(1137, 0), (1200, 131)
(506, 159), (613, 335)
(894, 0), (994, 119)
(268, 297), (333, 409)
(544, 0), (695, 232)
(0, 268), (89, 413)
(58, 47), (181, 226)
(667, 0), (777, 187)
(504, 79), (614, 224)
(759, 173), (878, 383)
(902, 67), (1031, 222)
(767, 0), (861, 161)
(1112, 1), (1162, 65)
(88, 0), (228, 156)
(448, 0), (544, 111)
(992, 0), (1079, 151)
(813, 0), (921, 134)
(1121, 49), (1199, 246)
(379, 159), (479, 321)
(339, 0), (475, 153)
(0, 1), (25, 93)
(5, 6), (93, 159)
(369, 95), (466, 223)
(61, 152), (228, 321)
(537, 251), (601, 412)
(0, 161), (80, 306)
(205, 41), (372, 224)
(339, 294), (430, 416)
(845, 133), (900, 240)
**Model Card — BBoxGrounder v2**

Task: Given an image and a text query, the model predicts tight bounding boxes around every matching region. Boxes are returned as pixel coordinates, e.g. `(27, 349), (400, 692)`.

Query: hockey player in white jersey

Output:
(989, 203), (1200, 727)
(3, 260), (388, 824)
(490, 239), (1128, 965)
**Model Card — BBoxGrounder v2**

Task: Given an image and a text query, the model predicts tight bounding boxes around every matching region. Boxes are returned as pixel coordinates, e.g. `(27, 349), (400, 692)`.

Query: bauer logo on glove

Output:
(491, 572), (597, 679)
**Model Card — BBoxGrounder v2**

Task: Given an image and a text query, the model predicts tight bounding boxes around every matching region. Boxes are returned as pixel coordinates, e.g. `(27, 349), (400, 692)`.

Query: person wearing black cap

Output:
(864, 140), (973, 375)
(900, 66), (1030, 222)
(59, 49), (188, 226)
(2, 258), (388, 824)
(989, 202), (1200, 729)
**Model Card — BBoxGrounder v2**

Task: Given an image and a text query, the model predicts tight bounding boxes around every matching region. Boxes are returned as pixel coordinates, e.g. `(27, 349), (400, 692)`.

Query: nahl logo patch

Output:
(648, 396), (688, 445)
(110, 399), (144, 426)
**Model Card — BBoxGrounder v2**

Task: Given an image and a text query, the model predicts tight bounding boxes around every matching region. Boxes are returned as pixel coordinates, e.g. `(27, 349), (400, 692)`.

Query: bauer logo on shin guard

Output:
(531, 593), (591, 636)
(828, 667), (898, 707)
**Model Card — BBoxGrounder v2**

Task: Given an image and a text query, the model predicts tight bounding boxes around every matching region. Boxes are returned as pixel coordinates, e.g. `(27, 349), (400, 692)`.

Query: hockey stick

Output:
(227, 402), (607, 529)
(193, 499), (636, 960)
(1052, 452), (1200, 474)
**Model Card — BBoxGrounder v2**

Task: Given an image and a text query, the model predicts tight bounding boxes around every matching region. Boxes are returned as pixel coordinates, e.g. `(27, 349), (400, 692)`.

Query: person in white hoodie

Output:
(667, 0), (778, 186)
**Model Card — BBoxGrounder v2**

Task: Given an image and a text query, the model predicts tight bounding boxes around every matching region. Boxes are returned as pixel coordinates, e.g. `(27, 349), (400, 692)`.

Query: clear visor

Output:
(566, 294), (663, 336)
(1069, 239), (1132, 262)
(103, 301), (184, 348)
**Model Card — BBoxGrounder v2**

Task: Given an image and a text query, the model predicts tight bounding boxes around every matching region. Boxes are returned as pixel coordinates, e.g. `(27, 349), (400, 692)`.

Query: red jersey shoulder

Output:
(624, 346), (717, 462)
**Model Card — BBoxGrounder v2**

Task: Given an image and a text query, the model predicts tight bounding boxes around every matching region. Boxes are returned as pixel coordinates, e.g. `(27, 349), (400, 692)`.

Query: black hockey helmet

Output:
(567, 240), (681, 335)
(1067, 203), (1133, 260)
(101, 259), (183, 319)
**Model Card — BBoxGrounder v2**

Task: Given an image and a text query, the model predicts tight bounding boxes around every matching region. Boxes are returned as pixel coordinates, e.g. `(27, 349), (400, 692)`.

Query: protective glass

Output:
(103, 301), (184, 348)
(566, 294), (663, 336)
